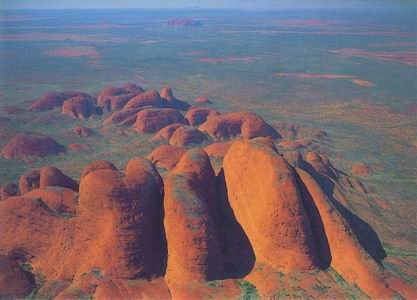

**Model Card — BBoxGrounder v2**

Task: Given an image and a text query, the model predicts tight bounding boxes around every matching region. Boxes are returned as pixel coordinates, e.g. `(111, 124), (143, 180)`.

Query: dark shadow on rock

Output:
(300, 161), (386, 263)
(294, 170), (332, 269)
(215, 169), (255, 279)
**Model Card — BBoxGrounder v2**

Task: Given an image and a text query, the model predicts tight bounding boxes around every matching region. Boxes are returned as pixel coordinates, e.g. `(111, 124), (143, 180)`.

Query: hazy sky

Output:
(1, 0), (415, 10)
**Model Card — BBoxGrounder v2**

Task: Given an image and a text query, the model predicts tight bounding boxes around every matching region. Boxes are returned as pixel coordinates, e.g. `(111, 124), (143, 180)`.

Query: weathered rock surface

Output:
(2, 133), (65, 159)
(147, 145), (186, 170)
(185, 107), (220, 126)
(199, 111), (280, 140)
(80, 160), (117, 179)
(151, 123), (186, 142)
(97, 83), (144, 111)
(169, 126), (208, 146)
(160, 86), (191, 111)
(0, 255), (36, 298)
(305, 151), (338, 179)
(223, 138), (317, 272)
(164, 149), (222, 284)
(204, 141), (233, 158)
(28, 91), (90, 111)
(133, 108), (188, 133)
(0, 183), (19, 201)
(296, 168), (394, 298)
(25, 187), (78, 215)
(124, 90), (164, 110)
(72, 158), (167, 279)
(19, 166), (78, 195)
(62, 95), (101, 119)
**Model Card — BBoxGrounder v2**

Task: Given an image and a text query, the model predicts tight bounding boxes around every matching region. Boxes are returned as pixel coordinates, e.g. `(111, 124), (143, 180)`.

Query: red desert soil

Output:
(331, 48), (417, 67)
(45, 46), (100, 60)
(197, 56), (258, 63)
(1, 132), (65, 159)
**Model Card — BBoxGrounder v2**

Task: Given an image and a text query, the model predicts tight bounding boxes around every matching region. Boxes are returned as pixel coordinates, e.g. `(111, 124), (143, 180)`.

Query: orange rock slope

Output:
(1, 84), (415, 299)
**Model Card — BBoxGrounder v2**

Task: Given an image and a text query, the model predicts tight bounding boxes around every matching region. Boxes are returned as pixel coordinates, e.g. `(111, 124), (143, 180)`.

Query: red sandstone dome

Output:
(62, 95), (101, 119)
(185, 107), (220, 126)
(199, 111), (280, 140)
(19, 166), (78, 195)
(28, 91), (90, 111)
(133, 108), (188, 133)
(147, 144), (186, 170)
(169, 125), (208, 146)
(124, 89), (165, 110)
(1, 133), (65, 159)
(160, 86), (191, 111)
(80, 160), (117, 179)
(97, 83), (144, 111)
(151, 123), (186, 142)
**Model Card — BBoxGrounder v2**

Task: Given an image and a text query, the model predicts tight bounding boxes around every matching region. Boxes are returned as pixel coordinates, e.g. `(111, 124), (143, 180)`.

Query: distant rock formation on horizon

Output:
(167, 18), (202, 27)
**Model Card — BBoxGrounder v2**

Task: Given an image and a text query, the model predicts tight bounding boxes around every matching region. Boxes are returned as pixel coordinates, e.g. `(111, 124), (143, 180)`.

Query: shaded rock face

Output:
(147, 145), (186, 170)
(75, 158), (167, 279)
(0, 183), (19, 201)
(72, 125), (94, 137)
(305, 151), (338, 180)
(39, 166), (79, 191)
(185, 107), (220, 126)
(160, 87), (191, 111)
(199, 111), (280, 140)
(62, 95), (101, 119)
(295, 168), (393, 298)
(167, 18), (202, 27)
(97, 83), (144, 111)
(0, 255), (36, 298)
(19, 166), (78, 195)
(0, 159), (167, 287)
(164, 149), (223, 283)
(28, 91), (90, 111)
(2, 133), (65, 159)
(25, 187), (78, 215)
(169, 126), (208, 146)
(133, 108), (188, 133)
(223, 138), (318, 272)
